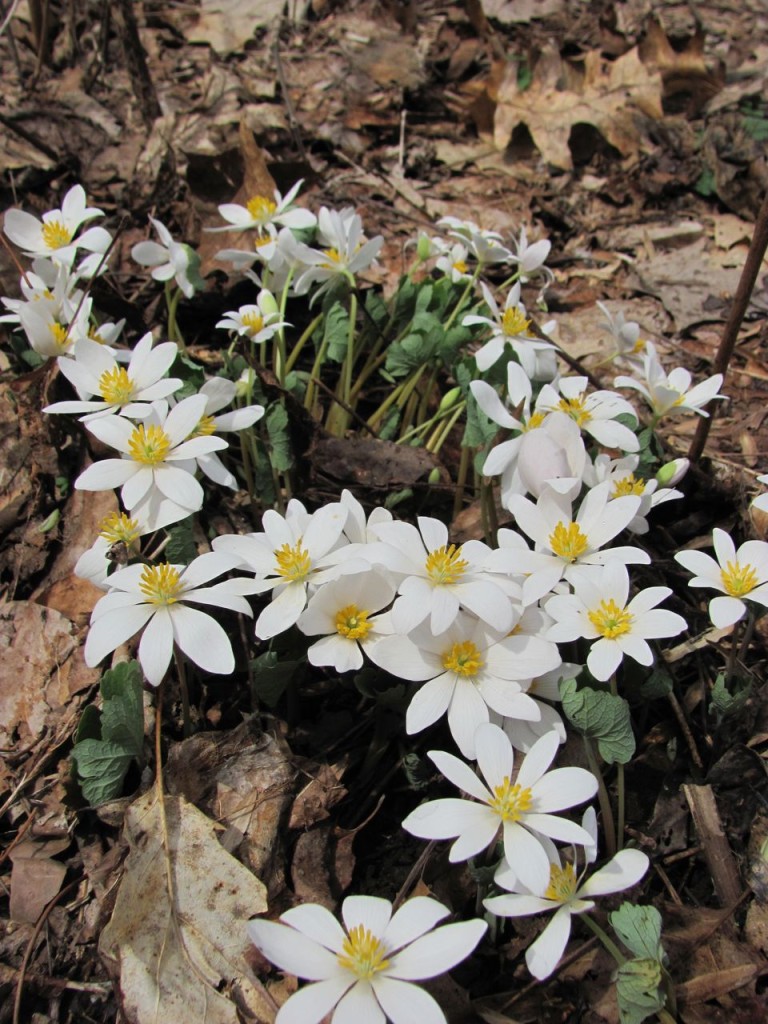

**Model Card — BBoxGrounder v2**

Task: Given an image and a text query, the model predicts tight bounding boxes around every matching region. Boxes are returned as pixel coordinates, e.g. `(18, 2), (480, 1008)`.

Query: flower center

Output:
(49, 322), (72, 351)
(522, 410), (546, 431)
(612, 474), (646, 497)
(335, 604), (372, 640)
(246, 195), (277, 222)
(99, 511), (140, 545)
(557, 395), (591, 427)
(721, 560), (759, 597)
(139, 563), (182, 605)
(425, 544), (468, 585)
(442, 640), (484, 677)
(241, 311), (264, 337)
(544, 861), (578, 902)
(274, 540), (312, 581)
(88, 325), (109, 344)
(42, 219), (73, 250)
(321, 247), (344, 268)
(488, 776), (533, 822)
(98, 367), (135, 406)
(189, 414), (216, 439)
(452, 258), (468, 274)
(501, 306), (531, 337)
(549, 521), (589, 561)
(337, 925), (390, 980)
(588, 598), (633, 638)
(127, 424), (172, 465)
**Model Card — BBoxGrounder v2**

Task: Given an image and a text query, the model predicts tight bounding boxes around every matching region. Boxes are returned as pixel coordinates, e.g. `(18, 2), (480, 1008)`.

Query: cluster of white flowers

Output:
(4, 183), (756, 1019)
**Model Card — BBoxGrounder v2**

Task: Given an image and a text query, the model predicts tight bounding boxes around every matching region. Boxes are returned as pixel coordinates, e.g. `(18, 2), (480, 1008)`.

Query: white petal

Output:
(333, 982), (385, 1024)
(383, 898), (449, 953)
(280, 904), (346, 951)
(275, 978), (352, 1024)
(580, 850), (649, 897)
(516, 730), (560, 790)
(371, 976), (445, 1024)
(709, 595), (746, 628)
(84, 605), (153, 666)
(256, 582), (307, 639)
(525, 906), (573, 980)
(475, 722), (515, 791)
(138, 607), (175, 686)
(406, 676), (454, 735)
(247, 919), (340, 980)
(532, 768), (598, 813)
(501, 822), (551, 894)
(428, 750), (491, 803)
(171, 604), (235, 676)
(342, 895), (392, 939)
(387, 919), (486, 980)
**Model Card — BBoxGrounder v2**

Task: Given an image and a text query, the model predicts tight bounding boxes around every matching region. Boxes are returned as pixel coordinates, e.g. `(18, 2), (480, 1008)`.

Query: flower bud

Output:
(438, 386), (462, 413)
(258, 289), (279, 317)
(416, 232), (433, 262)
(656, 458), (689, 487)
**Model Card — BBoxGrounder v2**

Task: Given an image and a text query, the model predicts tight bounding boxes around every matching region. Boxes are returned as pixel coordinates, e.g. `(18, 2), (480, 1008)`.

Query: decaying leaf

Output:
(99, 787), (270, 1024)
(189, 0), (298, 57)
(492, 43), (663, 170)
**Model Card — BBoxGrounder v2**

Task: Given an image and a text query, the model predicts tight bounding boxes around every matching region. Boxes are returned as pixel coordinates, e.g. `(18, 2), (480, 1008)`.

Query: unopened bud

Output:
(428, 467), (442, 485)
(416, 232), (433, 262)
(258, 289), (279, 317)
(656, 458), (689, 487)
(438, 386), (461, 413)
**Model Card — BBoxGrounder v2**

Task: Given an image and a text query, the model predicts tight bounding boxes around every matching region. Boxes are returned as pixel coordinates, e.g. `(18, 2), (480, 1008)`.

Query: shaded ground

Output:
(1, 1), (768, 1022)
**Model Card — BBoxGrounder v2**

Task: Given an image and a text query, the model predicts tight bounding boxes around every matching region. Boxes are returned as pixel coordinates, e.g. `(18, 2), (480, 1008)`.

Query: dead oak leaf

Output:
(493, 44), (663, 170)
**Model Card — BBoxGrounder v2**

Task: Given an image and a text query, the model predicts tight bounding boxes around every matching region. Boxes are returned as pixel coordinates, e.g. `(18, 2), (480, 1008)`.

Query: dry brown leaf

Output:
(493, 44), (663, 170)
(99, 788), (270, 1024)
(189, 0), (293, 57)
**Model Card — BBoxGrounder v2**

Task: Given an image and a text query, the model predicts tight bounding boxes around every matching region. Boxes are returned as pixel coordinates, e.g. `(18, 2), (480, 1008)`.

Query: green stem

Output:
(444, 264), (483, 332)
(285, 312), (323, 374)
(452, 445), (472, 522)
(426, 403), (464, 454)
(608, 674), (625, 851)
(583, 736), (616, 859)
(366, 363), (426, 432)
(273, 268), (296, 386)
(581, 915), (626, 966)
(165, 283), (186, 350)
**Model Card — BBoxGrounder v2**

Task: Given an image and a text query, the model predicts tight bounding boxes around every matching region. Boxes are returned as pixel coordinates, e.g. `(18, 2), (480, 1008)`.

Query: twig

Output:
(688, 189), (768, 464)
(682, 783), (742, 907)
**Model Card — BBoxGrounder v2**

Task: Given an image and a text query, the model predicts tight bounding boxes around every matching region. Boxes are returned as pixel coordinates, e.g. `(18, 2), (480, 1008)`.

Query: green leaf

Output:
(171, 351), (207, 398)
(266, 403), (293, 472)
(71, 739), (136, 806)
(100, 664), (145, 757)
(640, 667), (673, 699)
(560, 680), (636, 764)
(709, 672), (751, 718)
(615, 958), (666, 1024)
(165, 518), (198, 564)
(695, 167), (716, 197)
(250, 651), (300, 708)
(323, 301), (351, 364)
(610, 903), (664, 960)
(75, 703), (102, 744)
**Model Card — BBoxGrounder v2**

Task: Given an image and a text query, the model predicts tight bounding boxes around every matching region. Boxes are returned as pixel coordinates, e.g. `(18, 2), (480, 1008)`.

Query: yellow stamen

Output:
(189, 414), (216, 439)
(99, 511), (140, 545)
(127, 424), (171, 465)
(139, 563), (182, 605)
(544, 862), (578, 902)
(425, 544), (468, 585)
(501, 306), (532, 337)
(50, 322), (72, 351)
(337, 926), (390, 980)
(240, 311), (265, 337)
(588, 598), (633, 638)
(612, 474), (646, 498)
(246, 195), (277, 221)
(523, 411), (546, 431)
(274, 540), (312, 581)
(335, 604), (372, 640)
(442, 640), (484, 677)
(549, 521), (589, 561)
(557, 395), (591, 427)
(98, 367), (135, 406)
(452, 259), (468, 274)
(88, 326), (109, 344)
(321, 247), (344, 268)
(488, 777), (533, 821)
(721, 560), (759, 598)
(42, 219), (73, 249)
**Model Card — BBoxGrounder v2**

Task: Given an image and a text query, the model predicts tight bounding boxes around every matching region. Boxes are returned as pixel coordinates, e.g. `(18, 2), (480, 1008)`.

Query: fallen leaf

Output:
(189, 0), (296, 57)
(9, 849), (67, 924)
(99, 787), (270, 1024)
(639, 15), (724, 115)
(492, 44), (663, 170)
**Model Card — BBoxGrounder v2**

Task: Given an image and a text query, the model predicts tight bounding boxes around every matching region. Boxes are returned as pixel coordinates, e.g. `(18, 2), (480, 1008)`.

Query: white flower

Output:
(211, 180), (316, 234)
(298, 569), (396, 673)
(437, 216), (511, 264)
(74, 510), (146, 589)
(215, 289), (289, 343)
(485, 822), (649, 980)
(674, 528), (768, 628)
(513, 411), (588, 504)
(615, 343), (724, 421)
(402, 724), (598, 894)
(84, 551), (257, 686)
(3, 184), (111, 270)
(370, 612), (558, 759)
(44, 333), (182, 419)
(17, 293), (91, 359)
(247, 894), (486, 1024)
(504, 482), (650, 604)
(75, 395), (226, 513)
(545, 562), (686, 681)
(294, 207), (383, 298)
(464, 281), (556, 377)
(508, 225), (553, 285)
(584, 454), (682, 535)
(131, 217), (202, 298)
(212, 500), (364, 640)
(184, 377), (264, 489)
(753, 473), (768, 513)
(596, 301), (645, 366)
(538, 376), (640, 452)
(371, 516), (519, 635)
(435, 242), (473, 283)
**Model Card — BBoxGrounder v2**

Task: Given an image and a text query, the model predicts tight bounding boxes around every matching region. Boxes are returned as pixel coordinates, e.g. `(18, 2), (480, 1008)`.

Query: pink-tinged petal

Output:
(274, 977), (352, 1024)
(523, 814), (594, 845)
(428, 750), (492, 803)
(531, 768), (598, 813)
(474, 722), (515, 791)
(501, 822), (551, 894)
(483, 893), (555, 917)
(525, 906), (573, 980)
(247, 919), (341, 980)
(406, 675), (454, 735)
(580, 850), (649, 897)
(75, 459), (136, 492)
(280, 904), (346, 952)
(138, 607), (174, 686)
(371, 976), (445, 1024)
(342, 895), (392, 939)
(709, 595), (745, 628)
(383, 898), (449, 953)
(153, 465), (204, 509)
(170, 604), (235, 676)
(586, 639), (623, 681)
(516, 730), (560, 790)
(447, 681), (491, 758)
(333, 982), (385, 1024)
(84, 605), (153, 666)
(387, 919), (486, 980)
(256, 582), (307, 639)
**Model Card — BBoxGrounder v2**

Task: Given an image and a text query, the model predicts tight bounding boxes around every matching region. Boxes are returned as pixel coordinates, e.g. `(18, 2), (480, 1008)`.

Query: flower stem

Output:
(444, 264), (482, 331)
(609, 674), (625, 851)
(581, 914), (626, 966)
(285, 312), (323, 374)
(583, 736), (617, 859)
(164, 283), (186, 350)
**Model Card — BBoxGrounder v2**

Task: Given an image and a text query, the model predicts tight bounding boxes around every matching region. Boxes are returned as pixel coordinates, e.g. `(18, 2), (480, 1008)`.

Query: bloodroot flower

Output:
(674, 527), (768, 627)
(247, 894), (486, 1024)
